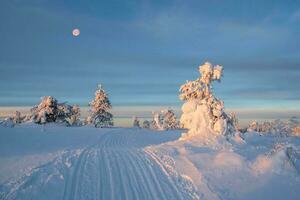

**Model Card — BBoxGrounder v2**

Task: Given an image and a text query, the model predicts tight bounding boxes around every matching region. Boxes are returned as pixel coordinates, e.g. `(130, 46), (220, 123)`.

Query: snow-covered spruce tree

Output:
(30, 96), (78, 125)
(162, 109), (178, 130)
(133, 116), (140, 128)
(89, 84), (113, 128)
(142, 120), (150, 129)
(179, 62), (236, 140)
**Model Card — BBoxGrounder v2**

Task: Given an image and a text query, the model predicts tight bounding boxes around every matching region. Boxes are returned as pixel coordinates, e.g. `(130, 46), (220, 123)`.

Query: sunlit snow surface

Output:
(0, 124), (300, 200)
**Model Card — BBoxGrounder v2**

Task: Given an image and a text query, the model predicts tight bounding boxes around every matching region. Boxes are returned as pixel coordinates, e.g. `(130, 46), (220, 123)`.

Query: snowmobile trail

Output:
(0, 129), (198, 200)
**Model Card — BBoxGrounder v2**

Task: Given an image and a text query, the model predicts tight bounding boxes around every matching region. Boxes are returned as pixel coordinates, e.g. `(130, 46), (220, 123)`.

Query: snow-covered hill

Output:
(0, 124), (300, 200)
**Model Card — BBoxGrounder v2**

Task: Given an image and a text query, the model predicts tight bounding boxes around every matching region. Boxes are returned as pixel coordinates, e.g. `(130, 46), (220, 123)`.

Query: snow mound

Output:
(252, 144), (300, 175)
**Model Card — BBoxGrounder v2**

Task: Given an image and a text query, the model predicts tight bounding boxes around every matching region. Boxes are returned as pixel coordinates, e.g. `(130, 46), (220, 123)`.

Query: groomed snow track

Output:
(0, 129), (198, 200)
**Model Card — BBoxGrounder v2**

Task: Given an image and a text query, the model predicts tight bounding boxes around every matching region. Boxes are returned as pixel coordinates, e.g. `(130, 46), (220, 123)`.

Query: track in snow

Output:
(0, 129), (198, 200)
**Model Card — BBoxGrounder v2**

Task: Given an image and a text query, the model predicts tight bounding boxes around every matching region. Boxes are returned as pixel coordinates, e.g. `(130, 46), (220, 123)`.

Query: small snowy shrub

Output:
(142, 120), (150, 129)
(179, 62), (236, 140)
(230, 112), (239, 131)
(12, 111), (25, 124)
(291, 126), (300, 136)
(89, 84), (113, 128)
(247, 121), (260, 132)
(162, 109), (178, 130)
(0, 117), (15, 127)
(151, 111), (164, 130)
(83, 116), (93, 125)
(132, 116), (140, 128)
(66, 104), (81, 126)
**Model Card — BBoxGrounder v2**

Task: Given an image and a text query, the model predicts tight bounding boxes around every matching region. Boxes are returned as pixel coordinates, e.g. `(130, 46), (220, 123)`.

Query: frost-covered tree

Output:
(291, 125), (300, 136)
(229, 112), (239, 131)
(247, 121), (259, 132)
(142, 120), (150, 129)
(246, 117), (300, 137)
(30, 96), (78, 125)
(179, 62), (236, 140)
(289, 117), (300, 136)
(271, 119), (291, 136)
(12, 111), (24, 124)
(259, 121), (272, 133)
(151, 111), (164, 130)
(162, 109), (178, 130)
(133, 116), (140, 128)
(89, 84), (113, 128)
(31, 96), (58, 124)
(66, 104), (81, 126)
(83, 116), (93, 125)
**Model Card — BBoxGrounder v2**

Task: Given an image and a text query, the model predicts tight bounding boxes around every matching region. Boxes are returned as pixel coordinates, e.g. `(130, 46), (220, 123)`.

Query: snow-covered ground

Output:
(0, 124), (300, 200)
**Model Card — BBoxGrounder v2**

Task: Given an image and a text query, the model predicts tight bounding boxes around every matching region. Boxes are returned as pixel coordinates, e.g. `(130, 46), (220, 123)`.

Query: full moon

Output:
(72, 28), (80, 37)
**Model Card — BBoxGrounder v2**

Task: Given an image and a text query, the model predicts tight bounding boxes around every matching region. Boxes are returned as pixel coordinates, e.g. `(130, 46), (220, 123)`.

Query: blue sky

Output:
(0, 0), (300, 122)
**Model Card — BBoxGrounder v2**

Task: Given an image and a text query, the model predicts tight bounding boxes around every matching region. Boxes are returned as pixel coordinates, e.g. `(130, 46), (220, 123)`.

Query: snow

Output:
(0, 124), (300, 200)
(0, 124), (195, 200)
(148, 132), (300, 200)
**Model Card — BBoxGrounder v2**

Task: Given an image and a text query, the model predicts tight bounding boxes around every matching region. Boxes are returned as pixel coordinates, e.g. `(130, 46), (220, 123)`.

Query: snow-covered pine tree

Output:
(162, 109), (178, 130)
(56, 103), (74, 123)
(133, 116), (140, 128)
(179, 62), (236, 140)
(89, 84), (113, 128)
(142, 120), (150, 129)
(31, 96), (58, 124)
(30, 96), (78, 125)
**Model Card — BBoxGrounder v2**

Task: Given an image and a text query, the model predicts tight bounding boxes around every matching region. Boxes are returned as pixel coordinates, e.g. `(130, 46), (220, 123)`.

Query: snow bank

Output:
(151, 130), (300, 200)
